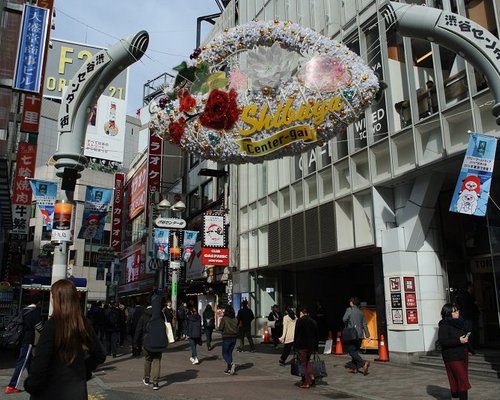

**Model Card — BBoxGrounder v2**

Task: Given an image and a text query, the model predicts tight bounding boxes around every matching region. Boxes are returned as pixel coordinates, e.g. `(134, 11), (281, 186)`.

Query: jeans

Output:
(9, 343), (33, 388)
(280, 342), (294, 363)
(238, 326), (255, 350)
(346, 339), (365, 369)
(205, 328), (213, 349)
(222, 337), (237, 369)
(144, 350), (162, 385)
(189, 338), (198, 358)
(297, 349), (313, 385)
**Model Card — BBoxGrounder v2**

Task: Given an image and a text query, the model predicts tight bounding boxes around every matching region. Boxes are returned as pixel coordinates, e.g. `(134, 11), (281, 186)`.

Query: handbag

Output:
(342, 326), (358, 344)
(290, 355), (304, 376)
(311, 353), (327, 378)
(164, 321), (175, 344)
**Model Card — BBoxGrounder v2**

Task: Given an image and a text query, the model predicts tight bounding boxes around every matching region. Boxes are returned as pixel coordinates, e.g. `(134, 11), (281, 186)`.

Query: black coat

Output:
(294, 315), (319, 352)
(187, 314), (202, 339)
(438, 318), (470, 362)
(24, 318), (105, 400)
(134, 294), (167, 353)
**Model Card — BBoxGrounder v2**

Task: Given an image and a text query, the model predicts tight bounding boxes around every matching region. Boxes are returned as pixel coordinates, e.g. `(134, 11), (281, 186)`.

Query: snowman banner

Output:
(78, 186), (113, 240)
(449, 133), (497, 217)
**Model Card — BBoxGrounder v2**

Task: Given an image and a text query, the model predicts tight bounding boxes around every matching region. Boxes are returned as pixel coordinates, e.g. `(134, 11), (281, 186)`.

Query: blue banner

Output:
(154, 228), (170, 260)
(29, 179), (57, 229)
(182, 230), (199, 262)
(449, 133), (497, 217)
(78, 186), (113, 240)
(13, 5), (49, 93)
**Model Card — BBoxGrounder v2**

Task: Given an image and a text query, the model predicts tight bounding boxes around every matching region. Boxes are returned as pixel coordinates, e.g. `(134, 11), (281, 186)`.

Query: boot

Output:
(451, 392), (458, 398)
(458, 391), (468, 400)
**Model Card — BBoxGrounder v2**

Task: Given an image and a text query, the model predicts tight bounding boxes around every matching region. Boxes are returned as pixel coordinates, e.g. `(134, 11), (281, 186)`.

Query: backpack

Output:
(0, 314), (24, 349)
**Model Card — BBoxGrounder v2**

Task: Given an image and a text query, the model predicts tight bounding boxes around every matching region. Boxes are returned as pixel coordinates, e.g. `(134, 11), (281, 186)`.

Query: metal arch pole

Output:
(386, 2), (500, 125)
(49, 31), (149, 306)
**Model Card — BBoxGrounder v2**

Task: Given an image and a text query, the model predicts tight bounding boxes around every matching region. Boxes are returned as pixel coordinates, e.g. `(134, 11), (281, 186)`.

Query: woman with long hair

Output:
(186, 307), (202, 365)
(24, 279), (106, 399)
(218, 305), (239, 375)
(438, 303), (472, 400)
(278, 306), (297, 366)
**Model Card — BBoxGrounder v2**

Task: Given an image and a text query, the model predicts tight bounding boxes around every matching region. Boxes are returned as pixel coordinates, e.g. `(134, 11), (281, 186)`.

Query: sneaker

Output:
(5, 386), (23, 394)
(279, 360), (285, 366)
(153, 383), (159, 390)
(230, 362), (236, 375)
(224, 369), (231, 375)
(193, 357), (200, 365)
(189, 357), (195, 364)
(142, 378), (150, 386)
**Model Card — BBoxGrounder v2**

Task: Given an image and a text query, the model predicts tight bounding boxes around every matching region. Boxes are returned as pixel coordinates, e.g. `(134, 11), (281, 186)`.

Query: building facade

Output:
(204, 0), (500, 361)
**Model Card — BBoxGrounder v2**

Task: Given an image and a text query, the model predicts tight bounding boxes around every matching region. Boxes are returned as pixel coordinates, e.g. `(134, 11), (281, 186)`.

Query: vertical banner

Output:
(20, 94), (42, 133)
(51, 200), (73, 243)
(182, 231), (198, 262)
(128, 163), (147, 220)
(29, 179), (57, 228)
(11, 143), (37, 237)
(78, 187), (113, 240)
(111, 173), (125, 252)
(449, 133), (497, 217)
(13, 4), (49, 93)
(153, 228), (170, 260)
(145, 131), (162, 222)
(203, 213), (226, 247)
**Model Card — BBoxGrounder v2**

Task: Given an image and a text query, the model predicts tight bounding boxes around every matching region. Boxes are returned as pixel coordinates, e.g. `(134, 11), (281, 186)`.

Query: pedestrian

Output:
(118, 302), (128, 346)
(176, 302), (188, 340)
(236, 299), (255, 352)
(186, 307), (202, 365)
(455, 282), (480, 348)
(438, 303), (472, 400)
(268, 304), (283, 348)
(129, 301), (144, 356)
(4, 294), (44, 394)
(23, 279), (106, 400)
(342, 297), (371, 375)
(202, 304), (215, 350)
(134, 292), (167, 391)
(278, 306), (297, 366)
(293, 307), (319, 389)
(104, 301), (121, 357)
(218, 305), (239, 375)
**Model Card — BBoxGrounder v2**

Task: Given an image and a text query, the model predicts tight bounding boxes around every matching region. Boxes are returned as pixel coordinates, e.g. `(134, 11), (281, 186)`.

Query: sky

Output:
(53, 0), (222, 115)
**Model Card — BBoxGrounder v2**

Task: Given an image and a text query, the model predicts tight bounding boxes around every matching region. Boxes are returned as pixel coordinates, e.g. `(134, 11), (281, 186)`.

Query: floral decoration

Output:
(148, 20), (379, 164)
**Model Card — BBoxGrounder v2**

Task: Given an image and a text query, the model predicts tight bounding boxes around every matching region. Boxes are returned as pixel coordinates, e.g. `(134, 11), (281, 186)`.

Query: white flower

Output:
(245, 42), (298, 89)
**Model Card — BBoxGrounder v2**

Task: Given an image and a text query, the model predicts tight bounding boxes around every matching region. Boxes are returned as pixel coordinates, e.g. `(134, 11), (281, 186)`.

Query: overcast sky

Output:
(53, 0), (221, 114)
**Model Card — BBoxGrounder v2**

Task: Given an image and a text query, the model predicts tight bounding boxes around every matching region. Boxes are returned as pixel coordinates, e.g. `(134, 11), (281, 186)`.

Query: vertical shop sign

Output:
(13, 5), (49, 93)
(11, 143), (37, 237)
(145, 132), (162, 223)
(128, 163), (147, 220)
(111, 173), (125, 252)
(20, 94), (42, 133)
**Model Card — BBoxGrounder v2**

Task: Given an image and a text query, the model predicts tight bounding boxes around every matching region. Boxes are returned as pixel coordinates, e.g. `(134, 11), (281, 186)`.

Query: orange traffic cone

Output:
(375, 334), (389, 362)
(261, 324), (272, 344)
(333, 331), (344, 355)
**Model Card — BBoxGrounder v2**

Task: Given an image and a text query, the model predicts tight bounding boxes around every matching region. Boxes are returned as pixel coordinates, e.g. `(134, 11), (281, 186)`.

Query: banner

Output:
(51, 200), (73, 243)
(449, 133), (497, 217)
(111, 173), (125, 252)
(29, 179), (57, 228)
(78, 186), (113, 240)
(203, 213), (226, 247)
(182, 230), (198, 262)
(153, 228), (170, 260)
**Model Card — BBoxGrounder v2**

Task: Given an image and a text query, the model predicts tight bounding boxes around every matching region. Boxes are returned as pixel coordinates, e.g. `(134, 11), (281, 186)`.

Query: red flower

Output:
(199, 89), (239, 130)
(178, 89), (196, 112)
(168, 117), (186, 144)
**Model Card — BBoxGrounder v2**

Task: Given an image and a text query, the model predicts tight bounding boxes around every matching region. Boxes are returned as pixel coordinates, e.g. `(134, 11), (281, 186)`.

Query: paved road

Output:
(2, 334), (499, 399)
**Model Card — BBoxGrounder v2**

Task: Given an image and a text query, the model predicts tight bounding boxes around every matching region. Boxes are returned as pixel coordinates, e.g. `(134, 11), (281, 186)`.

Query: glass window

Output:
(188, 188), (199, 215)
(292, 181), (303, 210)
(189, 154), (199, 169)
(280, 187), (290, 215)
(439, 47), (468, 107)
(201, 180), (213, 207)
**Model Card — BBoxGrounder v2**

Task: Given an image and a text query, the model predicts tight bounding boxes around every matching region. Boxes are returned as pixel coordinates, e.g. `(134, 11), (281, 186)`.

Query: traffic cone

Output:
(333, 331), (344, 355)
(261, 324), (272, 344)
(375, 334), (389, 362)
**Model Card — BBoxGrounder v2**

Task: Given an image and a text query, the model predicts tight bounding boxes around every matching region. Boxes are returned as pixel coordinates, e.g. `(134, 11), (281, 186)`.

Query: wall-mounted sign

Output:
(405, 292), (417, 308)
(406, 309), (418, 324)
(392, 309), (403, 324)
(391, 293), (402, 308)
(154, 217), (187, 229)
(201, 247), (229, 266)
(390, 277), (401, 292)
(149, 20), (378, 164)
(404, 276), (415, 292)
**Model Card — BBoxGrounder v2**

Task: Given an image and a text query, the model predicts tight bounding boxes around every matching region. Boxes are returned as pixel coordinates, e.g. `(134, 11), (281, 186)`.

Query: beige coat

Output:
(279, 314), (296, 344)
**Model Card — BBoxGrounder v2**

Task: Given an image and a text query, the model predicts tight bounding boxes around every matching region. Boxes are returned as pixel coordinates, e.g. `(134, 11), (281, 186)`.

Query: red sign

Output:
(405, 292), (417, 308)
(404, 276), (415, 292)
(406, 309), (418, 324)
(20, 94), (42, 133)
(201, 247), (229, 266)
(128, 163), (147, 220)
(111, 173), (125, 252)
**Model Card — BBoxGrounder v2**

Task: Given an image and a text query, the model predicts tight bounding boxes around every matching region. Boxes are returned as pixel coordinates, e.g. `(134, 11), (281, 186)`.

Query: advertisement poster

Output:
(128, 163), (147, 220)
(182, 231), (199, 262)
(78, 187), (112, 240)
(51, 200), (73, 243)
(154, 228), (170, 260)
(203, 213), (226, 247)
(29, 179), (57, 228)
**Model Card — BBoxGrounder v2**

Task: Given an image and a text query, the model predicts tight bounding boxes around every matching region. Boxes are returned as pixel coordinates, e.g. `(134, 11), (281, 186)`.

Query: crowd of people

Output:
(4, 288), (476, 396)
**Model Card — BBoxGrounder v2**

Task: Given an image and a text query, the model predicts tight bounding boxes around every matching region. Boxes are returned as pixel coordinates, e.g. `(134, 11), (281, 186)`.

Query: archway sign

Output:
(150, 20), (379, 164)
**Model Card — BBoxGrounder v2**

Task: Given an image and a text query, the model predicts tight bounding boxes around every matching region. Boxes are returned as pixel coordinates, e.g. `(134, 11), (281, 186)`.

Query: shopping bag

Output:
(312, 353), (327, 378)
(165, 321), (175, 344)
(290, 356), (304, 376)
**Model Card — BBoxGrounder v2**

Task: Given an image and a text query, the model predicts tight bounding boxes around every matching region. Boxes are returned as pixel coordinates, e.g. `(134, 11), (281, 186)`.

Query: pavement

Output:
(2, 334), (499, 400)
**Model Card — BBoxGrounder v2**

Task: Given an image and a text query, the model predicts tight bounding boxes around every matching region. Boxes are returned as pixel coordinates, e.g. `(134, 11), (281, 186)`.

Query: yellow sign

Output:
(237, 125), (317, 156)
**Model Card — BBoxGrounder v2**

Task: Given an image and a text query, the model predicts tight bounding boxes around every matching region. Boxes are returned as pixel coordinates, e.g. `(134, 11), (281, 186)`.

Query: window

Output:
(188, 188), (199, 215)
(189, 154), (200, 169)
(201, 180), (213, 207)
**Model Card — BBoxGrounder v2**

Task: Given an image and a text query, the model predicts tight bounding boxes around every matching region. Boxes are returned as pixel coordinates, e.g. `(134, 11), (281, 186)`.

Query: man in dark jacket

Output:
(236, 300), (255, 352)
(134, 293), (167, 390)
(5, 294), (44, 394)
(293, 307), (318, 389)
(129, 303), (144, 356)
(104, 302), (121, 357)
